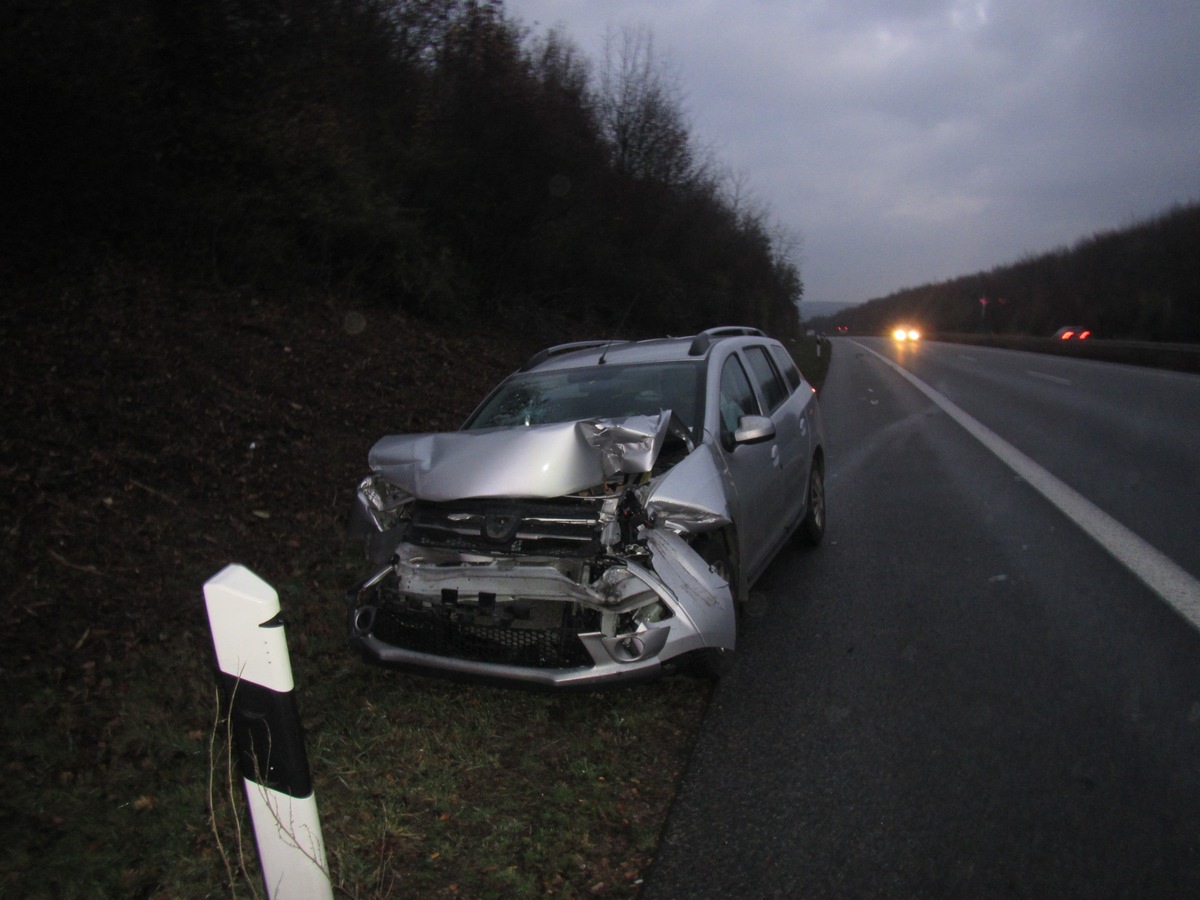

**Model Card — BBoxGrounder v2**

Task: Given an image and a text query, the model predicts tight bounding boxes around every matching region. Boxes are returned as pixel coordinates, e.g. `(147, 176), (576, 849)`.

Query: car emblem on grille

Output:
(483, 512), (520, 542)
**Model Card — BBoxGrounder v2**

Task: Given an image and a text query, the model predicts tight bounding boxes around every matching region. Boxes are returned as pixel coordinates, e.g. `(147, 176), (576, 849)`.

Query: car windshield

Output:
(466, 361), (705, 435)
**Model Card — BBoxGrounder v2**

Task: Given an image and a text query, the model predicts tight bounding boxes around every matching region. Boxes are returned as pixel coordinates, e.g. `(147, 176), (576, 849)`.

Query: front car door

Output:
(742, 343), (812, 530)
(711, 352), (785, 582)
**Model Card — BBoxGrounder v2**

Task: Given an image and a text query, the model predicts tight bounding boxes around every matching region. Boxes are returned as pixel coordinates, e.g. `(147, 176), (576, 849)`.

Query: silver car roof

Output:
(522, 327), (771, 373)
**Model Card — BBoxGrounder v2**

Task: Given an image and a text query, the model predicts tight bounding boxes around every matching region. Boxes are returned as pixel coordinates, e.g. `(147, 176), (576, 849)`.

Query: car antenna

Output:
(597, 296), (638, 365)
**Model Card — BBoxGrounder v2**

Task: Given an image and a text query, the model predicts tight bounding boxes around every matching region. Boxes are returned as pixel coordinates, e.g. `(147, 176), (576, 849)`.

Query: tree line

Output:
(2, 0), (803, 338)
(816, 202), (1200, 342)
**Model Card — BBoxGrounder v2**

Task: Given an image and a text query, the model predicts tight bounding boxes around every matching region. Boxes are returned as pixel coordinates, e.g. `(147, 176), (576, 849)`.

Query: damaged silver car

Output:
(344, 327), (826, 687)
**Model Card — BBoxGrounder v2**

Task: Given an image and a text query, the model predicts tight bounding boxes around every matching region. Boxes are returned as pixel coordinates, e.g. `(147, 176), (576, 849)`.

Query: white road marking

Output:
(1026, 370), (1073, 386)
(855, 341), (1200, 633)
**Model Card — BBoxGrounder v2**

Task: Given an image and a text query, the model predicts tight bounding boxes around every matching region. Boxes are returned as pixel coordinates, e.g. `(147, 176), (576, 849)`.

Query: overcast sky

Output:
(504, 0), (1200, 311)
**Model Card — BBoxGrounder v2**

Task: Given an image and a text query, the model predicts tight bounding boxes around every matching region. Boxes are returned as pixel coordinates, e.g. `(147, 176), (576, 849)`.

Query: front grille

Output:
(370, 602), (596, 669)
(408, 497), (604, 556)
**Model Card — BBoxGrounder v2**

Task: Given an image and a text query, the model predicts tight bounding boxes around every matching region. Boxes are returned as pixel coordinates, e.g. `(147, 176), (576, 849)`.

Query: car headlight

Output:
(357, 475), (412, 531)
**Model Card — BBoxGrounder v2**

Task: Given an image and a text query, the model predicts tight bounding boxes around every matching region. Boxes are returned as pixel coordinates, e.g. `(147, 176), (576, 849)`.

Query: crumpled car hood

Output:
(368, 413), (673, 501)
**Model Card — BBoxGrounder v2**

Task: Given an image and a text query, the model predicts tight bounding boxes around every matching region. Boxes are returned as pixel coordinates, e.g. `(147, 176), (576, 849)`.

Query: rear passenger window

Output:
(744, 346), (789, 412)
(769, 344), (803, 391)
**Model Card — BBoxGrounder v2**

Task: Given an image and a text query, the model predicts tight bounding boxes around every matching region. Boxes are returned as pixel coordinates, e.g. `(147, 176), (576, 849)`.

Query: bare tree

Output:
(596, 24), (694, 185)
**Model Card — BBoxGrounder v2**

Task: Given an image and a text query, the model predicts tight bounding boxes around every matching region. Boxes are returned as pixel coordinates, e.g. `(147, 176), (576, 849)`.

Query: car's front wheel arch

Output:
(691, 528), (743, 603)
(688, 529), (739, 678)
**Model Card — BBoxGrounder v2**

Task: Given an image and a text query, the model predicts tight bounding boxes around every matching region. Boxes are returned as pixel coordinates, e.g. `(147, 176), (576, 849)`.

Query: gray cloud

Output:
(507, 0), (1200, 307)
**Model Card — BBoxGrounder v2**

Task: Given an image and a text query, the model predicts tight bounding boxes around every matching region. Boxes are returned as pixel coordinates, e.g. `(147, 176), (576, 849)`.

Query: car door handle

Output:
(770, 444), (781, 467)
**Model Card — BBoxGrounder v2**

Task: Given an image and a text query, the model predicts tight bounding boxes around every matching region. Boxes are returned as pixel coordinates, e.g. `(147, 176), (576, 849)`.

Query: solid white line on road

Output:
(855, 342), (1200, 633)
(1026, 370), (1073, 386)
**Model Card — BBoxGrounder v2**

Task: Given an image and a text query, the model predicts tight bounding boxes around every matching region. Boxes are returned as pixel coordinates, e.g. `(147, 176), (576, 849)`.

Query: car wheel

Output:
(798, 456), (825, 546)
(690, 534), (736, 678)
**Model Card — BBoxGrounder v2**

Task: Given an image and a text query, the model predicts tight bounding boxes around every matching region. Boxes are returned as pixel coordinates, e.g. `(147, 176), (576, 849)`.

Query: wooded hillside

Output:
(2, 0), (802, 337)
(815, 202), (1200, 342)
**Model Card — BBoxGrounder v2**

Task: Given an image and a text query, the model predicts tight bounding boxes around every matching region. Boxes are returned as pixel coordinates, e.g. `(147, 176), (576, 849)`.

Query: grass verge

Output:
(785, 333), (833, 392)
(0, 266), (714, 899)
(4, 548), (711, 898)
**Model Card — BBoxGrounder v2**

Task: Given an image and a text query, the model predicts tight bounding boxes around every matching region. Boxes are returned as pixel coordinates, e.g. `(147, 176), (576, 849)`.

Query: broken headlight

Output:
(357, 474), (412, 532)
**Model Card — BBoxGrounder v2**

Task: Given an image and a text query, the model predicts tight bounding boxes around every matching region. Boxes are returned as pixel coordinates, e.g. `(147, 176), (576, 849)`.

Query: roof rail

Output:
(702, 326), (765, 337)
(688, 326), (765, 356)
(520, 340), (616, 372)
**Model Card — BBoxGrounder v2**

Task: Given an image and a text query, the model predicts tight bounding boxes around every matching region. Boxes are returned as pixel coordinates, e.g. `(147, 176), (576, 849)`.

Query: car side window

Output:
(768, 344), (803, 392)
(719, 356), (760, 433)
(744, 346), (789, 412)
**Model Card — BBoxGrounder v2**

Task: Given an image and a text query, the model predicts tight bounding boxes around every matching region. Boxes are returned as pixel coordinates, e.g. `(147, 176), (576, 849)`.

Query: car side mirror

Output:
(734, 415), (775, 446)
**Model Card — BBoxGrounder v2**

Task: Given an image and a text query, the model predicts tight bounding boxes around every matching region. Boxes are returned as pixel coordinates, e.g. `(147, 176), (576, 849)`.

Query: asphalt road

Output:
(642, 338), (1200, 898)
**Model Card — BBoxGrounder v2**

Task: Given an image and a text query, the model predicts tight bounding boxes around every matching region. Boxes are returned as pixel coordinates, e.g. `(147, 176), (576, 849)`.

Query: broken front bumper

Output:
(344, 529), (735, 688)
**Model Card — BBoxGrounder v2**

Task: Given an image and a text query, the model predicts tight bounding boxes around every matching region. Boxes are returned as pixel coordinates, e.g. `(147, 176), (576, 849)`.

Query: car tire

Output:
(798, 456), (825, 546)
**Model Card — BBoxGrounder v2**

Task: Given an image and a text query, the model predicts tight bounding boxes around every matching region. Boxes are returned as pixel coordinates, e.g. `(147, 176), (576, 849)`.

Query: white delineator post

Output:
(204, 564), (333, 900)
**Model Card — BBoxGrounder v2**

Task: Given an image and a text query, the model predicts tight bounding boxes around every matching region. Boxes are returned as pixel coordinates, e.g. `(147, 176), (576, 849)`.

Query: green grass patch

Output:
(1, 546), (711, 898)
(785, 333), (833, 392)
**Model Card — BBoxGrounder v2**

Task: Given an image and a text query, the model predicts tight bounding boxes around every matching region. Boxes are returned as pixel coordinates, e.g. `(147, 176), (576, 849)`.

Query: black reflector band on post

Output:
(221, 673), (313, 799)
